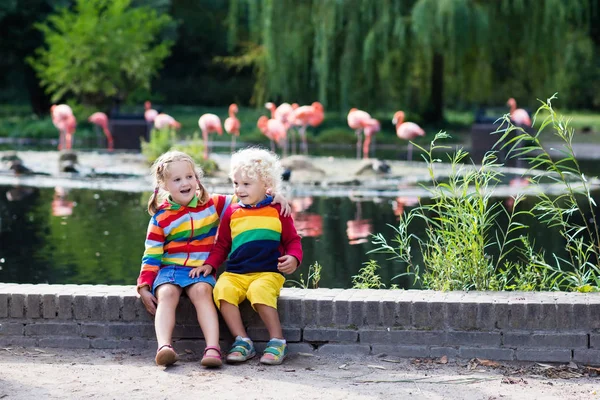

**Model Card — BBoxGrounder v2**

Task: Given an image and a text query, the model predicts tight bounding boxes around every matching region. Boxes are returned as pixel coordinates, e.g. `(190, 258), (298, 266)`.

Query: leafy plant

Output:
(172, 131), (219, 176)
(28, 0), (173, 109)
(140, 127), (176, 163)
(287, 261), (322, 289)
(352, 260), (385, 289)
(497, 94), (600, 291)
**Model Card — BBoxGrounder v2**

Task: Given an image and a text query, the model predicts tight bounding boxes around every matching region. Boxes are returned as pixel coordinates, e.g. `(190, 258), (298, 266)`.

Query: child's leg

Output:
(219, 300), (248, 339)
(186, 282), (220, 355)
(254, 304), (284, 339)
(247, 273), (287, 365)
(155, 283), (182, 346)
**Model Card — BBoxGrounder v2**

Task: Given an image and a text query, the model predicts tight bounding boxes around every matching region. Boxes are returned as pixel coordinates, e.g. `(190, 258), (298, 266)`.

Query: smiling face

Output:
(163, 160), (197, 206)
(233, 170), (268, 206)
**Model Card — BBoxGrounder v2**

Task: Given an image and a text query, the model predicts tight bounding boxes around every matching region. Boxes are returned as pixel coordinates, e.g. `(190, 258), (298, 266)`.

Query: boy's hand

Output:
(139, 286), (158, 315)
(272, 192), (291, 217)
(277, 255), (298, 274)
(189, 264), (213, 278)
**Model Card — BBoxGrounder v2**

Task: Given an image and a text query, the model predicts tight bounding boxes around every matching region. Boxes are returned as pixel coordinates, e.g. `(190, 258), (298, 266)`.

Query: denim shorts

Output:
(152, 265), (216, 295)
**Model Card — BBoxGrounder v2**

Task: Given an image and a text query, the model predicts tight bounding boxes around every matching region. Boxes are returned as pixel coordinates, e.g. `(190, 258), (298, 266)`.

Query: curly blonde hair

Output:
(147, 150), (208, 215)
(229, 147), (283, 193)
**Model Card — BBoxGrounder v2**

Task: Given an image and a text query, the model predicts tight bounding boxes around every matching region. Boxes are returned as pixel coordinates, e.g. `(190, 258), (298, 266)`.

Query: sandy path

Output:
(1, 347), (598, 400)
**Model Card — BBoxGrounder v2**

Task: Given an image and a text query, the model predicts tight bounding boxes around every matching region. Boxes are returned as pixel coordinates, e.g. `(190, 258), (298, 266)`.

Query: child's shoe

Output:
(226, 336), (256, 363)
(260, 338), (287, 365)
(155, 344), (178, 366)
(201, 345), (223, 368)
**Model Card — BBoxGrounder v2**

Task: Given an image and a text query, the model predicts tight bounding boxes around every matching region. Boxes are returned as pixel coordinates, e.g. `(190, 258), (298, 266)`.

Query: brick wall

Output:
(1, 284), (599, 364)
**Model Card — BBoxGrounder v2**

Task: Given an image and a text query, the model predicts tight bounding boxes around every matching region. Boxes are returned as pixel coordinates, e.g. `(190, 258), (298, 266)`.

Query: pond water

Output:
(1, 183), (597, 289)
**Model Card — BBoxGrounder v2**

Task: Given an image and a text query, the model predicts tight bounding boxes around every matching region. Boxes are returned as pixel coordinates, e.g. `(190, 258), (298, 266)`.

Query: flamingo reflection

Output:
(346, 200), (373, 245)
(290, 197), (323, 238)
(52, 187), (75, 217)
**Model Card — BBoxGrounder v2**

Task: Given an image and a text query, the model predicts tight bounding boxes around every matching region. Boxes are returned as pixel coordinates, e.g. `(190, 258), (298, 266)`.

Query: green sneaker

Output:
(226, 336), (256, 363)
(260, 338), (288, 365)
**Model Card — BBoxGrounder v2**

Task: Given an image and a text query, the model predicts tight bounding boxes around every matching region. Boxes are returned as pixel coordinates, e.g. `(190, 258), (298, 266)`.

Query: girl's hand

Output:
(139, 287), (158, 315)
(272, 192), (291, 217)
(277, 255), (299, 275)
(189, 264), (213, 278)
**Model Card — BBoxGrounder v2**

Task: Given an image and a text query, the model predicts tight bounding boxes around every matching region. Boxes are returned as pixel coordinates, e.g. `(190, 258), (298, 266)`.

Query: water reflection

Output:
(291, 196), (323, 238)
(51, 187), (75, 217)
(346, 201), (373, 245)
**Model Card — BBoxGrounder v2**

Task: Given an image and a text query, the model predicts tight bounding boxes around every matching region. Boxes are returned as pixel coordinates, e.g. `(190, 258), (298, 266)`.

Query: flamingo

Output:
(292, 102), (324, 155)
(507, 98), (532, 127)
(198, 113), (222, 160)
(224, 104), (241, 153)
(257, 116), (287, 154)
(362, 119), (381, 159)
(144, 101), (158, 123)
(392, 111), (425, 161)
(154, 113), (181, 130)
(51, 104), (77, 150)
(87, 112), (114, 152)
(347, 108), (376, 159)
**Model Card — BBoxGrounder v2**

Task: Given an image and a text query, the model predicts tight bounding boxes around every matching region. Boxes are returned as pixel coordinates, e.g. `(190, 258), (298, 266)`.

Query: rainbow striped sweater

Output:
(136, 194), (235, 289)
(204, 197), (303, 274)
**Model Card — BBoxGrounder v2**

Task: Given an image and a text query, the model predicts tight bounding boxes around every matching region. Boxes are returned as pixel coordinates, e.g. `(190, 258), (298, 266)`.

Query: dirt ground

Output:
(1, 347), (599, 400)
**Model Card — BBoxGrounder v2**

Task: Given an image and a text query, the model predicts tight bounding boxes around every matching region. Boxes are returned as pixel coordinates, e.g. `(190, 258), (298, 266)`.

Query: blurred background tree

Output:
(0, 0), (598, 120)
(27, 0), (174, 111)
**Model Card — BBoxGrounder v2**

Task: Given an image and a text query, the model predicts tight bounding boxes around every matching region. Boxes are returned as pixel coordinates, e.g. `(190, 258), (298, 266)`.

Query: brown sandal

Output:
(201, 345), (223, 368)
(155, 344), (178, 366)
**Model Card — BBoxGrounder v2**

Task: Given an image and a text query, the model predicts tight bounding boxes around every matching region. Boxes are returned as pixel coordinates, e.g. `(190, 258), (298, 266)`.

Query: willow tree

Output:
(227, 0), (588, 120)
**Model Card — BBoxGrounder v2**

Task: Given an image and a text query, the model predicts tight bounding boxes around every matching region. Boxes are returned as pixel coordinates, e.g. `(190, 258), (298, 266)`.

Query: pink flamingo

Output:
(347, 108), (377, 159)
(224, 104), (241, 153)
(198, 113), (222, 160)
(507, 98), (532, 127)
(257, 116), (287, 155)
(292, 102), (324, 155)
(362, 119), (381, 159)
(87, 112), (114, 152)
(393, 111), (425, 161)
(51, 104), (77, 150)
(154, 113), (181, 130)
(266, 102), (295, 154)
(144, 101), (158, 123)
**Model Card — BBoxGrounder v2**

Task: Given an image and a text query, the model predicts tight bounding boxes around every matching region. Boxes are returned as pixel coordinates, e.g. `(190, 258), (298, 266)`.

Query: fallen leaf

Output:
(568, 361), (578, 369)
(382, 358), (402, 363)
(338, 364), (348, 369)
(184, 349), (193, 354)
(297, 352), (314, 357)
(479, 359), (500, 367)
(367, 365), (386, 370)
(284, 369), (296, 372)
(438, 355), (448, 364)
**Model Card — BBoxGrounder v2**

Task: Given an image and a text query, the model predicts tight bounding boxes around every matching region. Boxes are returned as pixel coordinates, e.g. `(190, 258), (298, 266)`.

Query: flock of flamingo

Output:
(49, 98), (531, 160)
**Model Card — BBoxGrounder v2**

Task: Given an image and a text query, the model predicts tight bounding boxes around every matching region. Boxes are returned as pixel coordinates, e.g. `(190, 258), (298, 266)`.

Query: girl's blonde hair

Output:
(147, 150), (208, 215)
(229, 147), (283, 193)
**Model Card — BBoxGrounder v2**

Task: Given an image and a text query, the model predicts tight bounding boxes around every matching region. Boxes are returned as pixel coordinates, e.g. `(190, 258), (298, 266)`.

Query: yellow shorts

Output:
(213, 271), (285, 310)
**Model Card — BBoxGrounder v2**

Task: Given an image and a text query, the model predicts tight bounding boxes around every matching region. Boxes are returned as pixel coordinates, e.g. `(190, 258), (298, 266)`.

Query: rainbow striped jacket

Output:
(136, 194), (234, 289)
(204, 198), (303, 274)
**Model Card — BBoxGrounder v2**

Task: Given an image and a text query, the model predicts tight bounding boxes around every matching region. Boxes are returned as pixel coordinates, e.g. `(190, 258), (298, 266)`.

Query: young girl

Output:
(136, 150), (289, 367)
(204, 148), (303, 366)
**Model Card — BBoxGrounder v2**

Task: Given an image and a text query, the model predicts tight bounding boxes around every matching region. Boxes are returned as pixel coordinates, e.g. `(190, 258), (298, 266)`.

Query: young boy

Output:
(204, 147), (302, 365)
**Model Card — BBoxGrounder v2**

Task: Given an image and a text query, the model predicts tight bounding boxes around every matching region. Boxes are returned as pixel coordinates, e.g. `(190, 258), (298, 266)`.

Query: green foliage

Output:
(287, 261), (323, 289)
(227, 0), (589, 116)
(352, 260), (385, 289)
(28, 0), (174, 109)
(497, 94), (600, 291)
(141, 128), (218, 176)
(140, 127), (176, 163)
(369, 95), (600, 292)
(172, 131), (219, 176)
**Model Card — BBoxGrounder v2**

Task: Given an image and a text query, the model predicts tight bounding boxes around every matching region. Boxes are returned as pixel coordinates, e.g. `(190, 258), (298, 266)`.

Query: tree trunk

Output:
(423, 52), (444, 123)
